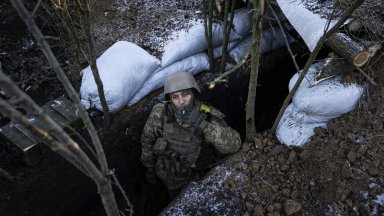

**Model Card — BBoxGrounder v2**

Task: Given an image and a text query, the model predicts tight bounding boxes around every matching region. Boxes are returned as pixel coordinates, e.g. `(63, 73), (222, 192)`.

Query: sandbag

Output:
(276, 104), (327, 146)
(80, 41), (160, 113)
(161, 19), (241, 68)
(287, 100), (338, 125)
(290, 106), (341, 124)
(232, 8), (253, 39)
(213, 40), (240, 59)
(128, 52), (209, 105)
(229, 26), (295, 63)
(289, 61), (363, 120)
(278, 60), (363, 146)
(276, 0), (339, 52)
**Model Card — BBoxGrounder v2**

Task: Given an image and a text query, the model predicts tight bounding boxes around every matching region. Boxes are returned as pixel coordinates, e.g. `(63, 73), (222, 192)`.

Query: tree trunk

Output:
(205, 0), (215, 72)
(219, 0), (236, 74)
(245, 0), (263, 141)
(77, 0), (111, 128)
(325, 32), (370, 67)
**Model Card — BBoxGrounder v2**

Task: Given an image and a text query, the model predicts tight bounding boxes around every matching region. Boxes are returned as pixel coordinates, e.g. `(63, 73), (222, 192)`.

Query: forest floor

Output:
(0, 0), (383, 215)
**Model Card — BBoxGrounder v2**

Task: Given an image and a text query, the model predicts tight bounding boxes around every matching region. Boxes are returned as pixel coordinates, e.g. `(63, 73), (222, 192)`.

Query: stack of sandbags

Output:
(80, 7), (296, 110)
(128, 8), (254, 105)
(128, 52), (210, 105)
(229, 26), (295, 64)
(276, 61), (364, 146)
(160, 19), (242, 68)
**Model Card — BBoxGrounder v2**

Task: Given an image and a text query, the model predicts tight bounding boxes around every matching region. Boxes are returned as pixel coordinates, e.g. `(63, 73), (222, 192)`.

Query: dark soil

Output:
(229, 56), (384, 215)
(1, 0), (383, 216)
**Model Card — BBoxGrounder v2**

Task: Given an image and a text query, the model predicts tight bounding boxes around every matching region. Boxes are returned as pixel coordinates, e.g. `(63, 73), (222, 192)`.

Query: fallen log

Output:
(325, 32), (370, 67)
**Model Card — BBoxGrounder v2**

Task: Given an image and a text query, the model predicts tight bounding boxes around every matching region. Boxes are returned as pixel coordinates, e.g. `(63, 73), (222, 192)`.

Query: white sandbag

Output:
(289, 61), (363, 120)
(80, 41), (160, 113)
(259, 27), (295, 54)
(291, 106), (342, 124)
(213, 40), (240, 59)
(229, 35), (252, 63)
(229, 27), (295, 63)
(128, 53), (210, 105)
(287, 99), (339, 124)
(276, 0), (339, 52)
(161, 20), (241, 68)
(276, 104), (327, 146)
(288, 61), (322, 90)
(232, 8), (253, 38)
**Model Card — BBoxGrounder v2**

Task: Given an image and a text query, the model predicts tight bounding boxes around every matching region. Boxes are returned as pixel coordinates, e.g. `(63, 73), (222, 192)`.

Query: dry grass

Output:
(338, 0), (384, 42)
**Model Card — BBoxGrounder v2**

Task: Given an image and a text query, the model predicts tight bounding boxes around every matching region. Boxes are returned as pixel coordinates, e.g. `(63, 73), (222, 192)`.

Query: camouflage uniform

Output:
(141, 101), (241, 190)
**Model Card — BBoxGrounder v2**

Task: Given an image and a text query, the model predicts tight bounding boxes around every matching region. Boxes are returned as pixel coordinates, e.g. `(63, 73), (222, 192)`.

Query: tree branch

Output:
(75, 0), (111, 128)
(10, 0), (109, 176)
(245, 0), (264, 141)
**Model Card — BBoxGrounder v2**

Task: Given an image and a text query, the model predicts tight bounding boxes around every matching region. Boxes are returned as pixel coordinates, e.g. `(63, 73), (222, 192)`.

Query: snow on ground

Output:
(92, 0), (205, 58)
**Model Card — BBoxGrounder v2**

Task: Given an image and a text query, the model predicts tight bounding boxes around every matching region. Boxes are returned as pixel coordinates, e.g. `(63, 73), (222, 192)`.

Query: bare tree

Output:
(8, 0), (133, 215)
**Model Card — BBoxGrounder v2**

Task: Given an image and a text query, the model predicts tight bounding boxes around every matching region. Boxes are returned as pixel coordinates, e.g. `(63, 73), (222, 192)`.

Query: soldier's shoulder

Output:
(149, 102), (166, 118)
(211, 107), (225, 119)
(152, 102), (165, 111)
(201, 103), (225, 119)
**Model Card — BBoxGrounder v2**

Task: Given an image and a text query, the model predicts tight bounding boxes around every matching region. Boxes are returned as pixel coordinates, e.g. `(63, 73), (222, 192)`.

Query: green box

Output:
(0, 96), (83, 166)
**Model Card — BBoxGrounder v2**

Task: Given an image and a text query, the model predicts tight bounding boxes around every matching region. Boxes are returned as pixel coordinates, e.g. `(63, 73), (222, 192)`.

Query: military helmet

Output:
(164, 72), (201, 95)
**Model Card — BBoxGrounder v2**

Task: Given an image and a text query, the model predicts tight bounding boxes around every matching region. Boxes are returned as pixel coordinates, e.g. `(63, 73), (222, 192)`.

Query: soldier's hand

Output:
(180, 107), (208, 129)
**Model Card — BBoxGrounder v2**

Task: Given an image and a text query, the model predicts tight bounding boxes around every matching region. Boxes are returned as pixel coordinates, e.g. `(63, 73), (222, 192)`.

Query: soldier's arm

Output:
(141, 103), (164, 168)
(203, 116), (241, 154)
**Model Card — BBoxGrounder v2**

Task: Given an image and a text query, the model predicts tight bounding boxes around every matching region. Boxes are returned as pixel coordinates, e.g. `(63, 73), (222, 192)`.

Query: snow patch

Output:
(276, 0), (340, 51)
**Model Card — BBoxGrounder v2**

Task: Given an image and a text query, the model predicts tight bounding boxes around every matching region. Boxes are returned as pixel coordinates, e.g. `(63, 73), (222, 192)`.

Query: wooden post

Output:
(325, 32), (370, 67)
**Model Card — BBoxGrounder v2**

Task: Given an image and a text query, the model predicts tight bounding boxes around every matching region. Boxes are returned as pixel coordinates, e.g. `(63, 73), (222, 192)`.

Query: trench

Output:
(0, 41), (332, 216)
(82, 41), (320, 215)
(0, 1), (332, 214)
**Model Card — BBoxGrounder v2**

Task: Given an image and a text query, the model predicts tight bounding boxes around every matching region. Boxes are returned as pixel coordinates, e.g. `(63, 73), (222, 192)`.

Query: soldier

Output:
(141, 72), (241, 197)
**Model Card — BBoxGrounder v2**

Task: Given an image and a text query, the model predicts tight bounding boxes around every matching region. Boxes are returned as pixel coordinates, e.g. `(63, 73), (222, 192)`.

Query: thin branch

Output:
(309, 74), (337, 87)
(208, 52), (250, 87)
(8, 2), (121, 215)
(32, 0), (43, 17)
(1, 62), (119, 216)
(219, 0), (236, 74)
(10, 0), (109, 175)
(65, 124), (97, 157)
(266, 0), (299, 72)
(76, 0), (111, 128)
(111, 171), (134, 216)
(357, 68), (377, 86)
(0, 167), (15, 182)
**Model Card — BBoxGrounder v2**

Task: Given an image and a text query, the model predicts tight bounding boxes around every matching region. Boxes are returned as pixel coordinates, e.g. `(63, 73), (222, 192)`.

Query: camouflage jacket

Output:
(141, 102), (241, 169)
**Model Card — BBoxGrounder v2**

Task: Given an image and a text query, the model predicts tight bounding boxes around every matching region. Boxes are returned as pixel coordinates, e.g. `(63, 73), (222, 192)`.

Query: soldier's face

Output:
(170, 90), (192, 109)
